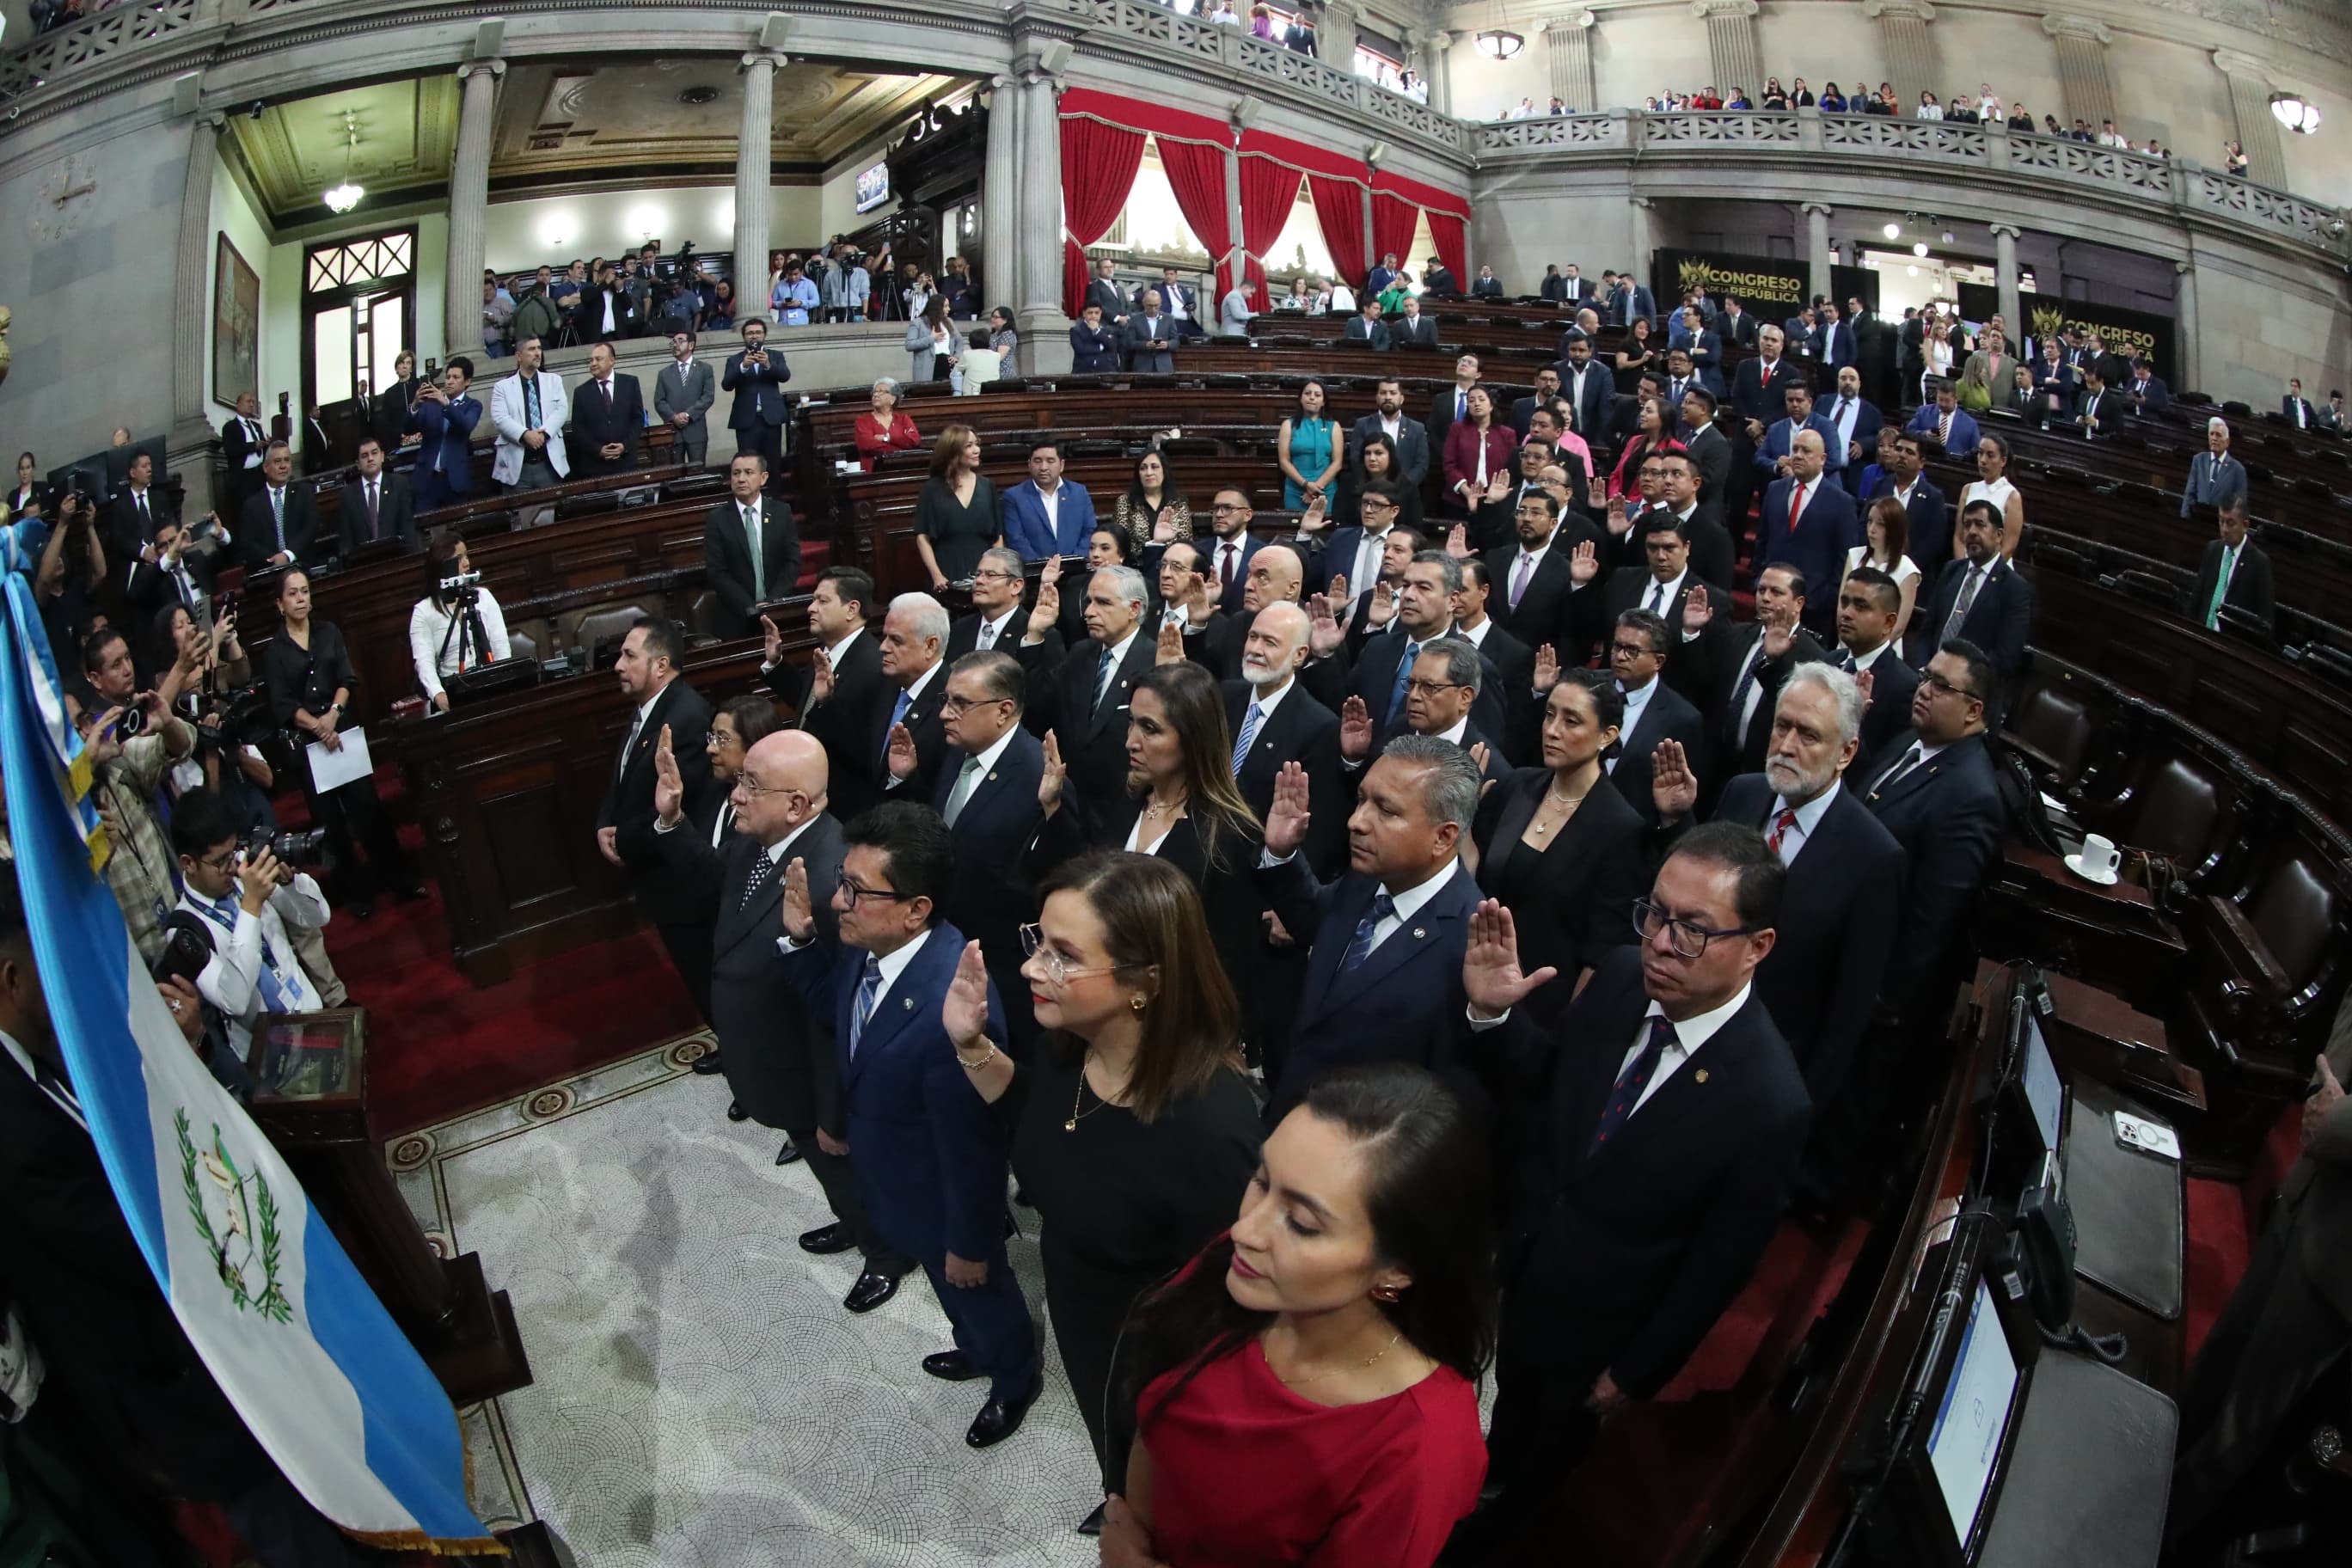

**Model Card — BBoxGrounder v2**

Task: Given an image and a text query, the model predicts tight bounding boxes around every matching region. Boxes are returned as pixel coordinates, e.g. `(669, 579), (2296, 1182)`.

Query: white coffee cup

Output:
(2077, 833), (2121, 879)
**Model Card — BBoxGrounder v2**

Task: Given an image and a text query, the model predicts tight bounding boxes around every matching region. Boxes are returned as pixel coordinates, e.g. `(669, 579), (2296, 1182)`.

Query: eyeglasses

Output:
(836, 871), (911, 908)
(971, 568), (1021, 585)
(1919, 671), (1980, 702)
(939, 693), (1010, 716)
(1632, 897), (1756, 959)
(704, 731), (741, 748)
(195, 848), (241, 875)
(1211, 503), (1249, 515)
(1609, 640), (1655, 659)
(1020, 923), (1117, 986)
(1402, 677), (1463, 698)
(732, 775), (803, 799)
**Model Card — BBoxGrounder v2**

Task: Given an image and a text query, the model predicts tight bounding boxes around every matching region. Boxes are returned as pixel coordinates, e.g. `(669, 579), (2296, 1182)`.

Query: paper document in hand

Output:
(306, 727), (375, 793)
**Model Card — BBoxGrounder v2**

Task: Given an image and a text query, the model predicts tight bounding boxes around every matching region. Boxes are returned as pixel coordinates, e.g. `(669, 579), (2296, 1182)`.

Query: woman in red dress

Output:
(850, 377), (922, 471)
(1100, 1063), (1496, 1568)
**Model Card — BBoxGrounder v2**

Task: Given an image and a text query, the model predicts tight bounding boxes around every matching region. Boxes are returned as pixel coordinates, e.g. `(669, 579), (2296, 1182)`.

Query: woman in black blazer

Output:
(1468, 668), (1645, 1020)
(1032, 660), (1265, 1003)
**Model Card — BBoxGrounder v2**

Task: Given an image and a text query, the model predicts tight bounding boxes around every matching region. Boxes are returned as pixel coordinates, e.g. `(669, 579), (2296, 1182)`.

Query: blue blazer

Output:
(1757, 475), (1861, 601)
(1000, 479), (1099, 560)
(1069, 322), (1121, 374)
(1754, 413), (1847, 481)
(410, 394), (481, 489)
(779, 923), (1008, 1263)
(1903, 404), (1980, 456)
(1255, 859), (1479, 1115)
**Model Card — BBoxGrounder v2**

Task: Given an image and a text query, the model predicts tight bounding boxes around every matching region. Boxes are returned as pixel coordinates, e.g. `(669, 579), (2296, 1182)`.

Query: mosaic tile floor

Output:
(393, 1035), (1100, 1567)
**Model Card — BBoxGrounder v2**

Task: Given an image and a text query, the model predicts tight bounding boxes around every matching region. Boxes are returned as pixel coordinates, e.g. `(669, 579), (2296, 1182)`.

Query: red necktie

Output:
(1767, 806), (1798, 854)
(1786, 481), (1806, 534)
(1220, 544), (1237, 590)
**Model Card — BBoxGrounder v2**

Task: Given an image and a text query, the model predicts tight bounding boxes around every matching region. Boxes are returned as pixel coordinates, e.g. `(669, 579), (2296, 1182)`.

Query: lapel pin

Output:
(901, 997), (914, 1011)
(1694, 1069), (1709, 1084)
(988, 772), (998, 781)
(1412, 927), (1426, 939)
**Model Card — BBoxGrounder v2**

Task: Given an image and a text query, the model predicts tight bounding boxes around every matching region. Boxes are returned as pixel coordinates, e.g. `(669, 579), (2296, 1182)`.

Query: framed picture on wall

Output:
(212, 233), (260, 408)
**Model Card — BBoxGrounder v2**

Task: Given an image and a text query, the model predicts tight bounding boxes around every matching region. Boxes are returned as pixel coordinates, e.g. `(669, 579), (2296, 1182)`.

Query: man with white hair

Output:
(1020, 560), (1158, 809)
(1649, 661), (1905, 1118)
(861, 591), (952, 815)
(2180, 416), (2249, 518)
(1228, 599), (1345, 871)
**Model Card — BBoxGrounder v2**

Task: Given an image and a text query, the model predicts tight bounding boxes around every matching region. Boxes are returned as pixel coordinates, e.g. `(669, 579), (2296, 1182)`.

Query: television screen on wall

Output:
(854, 162), (891, 214)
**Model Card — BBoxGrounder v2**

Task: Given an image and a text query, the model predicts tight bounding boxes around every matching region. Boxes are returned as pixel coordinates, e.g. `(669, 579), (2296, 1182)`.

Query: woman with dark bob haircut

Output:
(1099, 1062), (1496, 1566)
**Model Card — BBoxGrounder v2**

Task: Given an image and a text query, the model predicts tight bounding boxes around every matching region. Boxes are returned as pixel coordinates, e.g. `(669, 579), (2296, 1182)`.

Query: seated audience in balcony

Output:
(1788, 77), (1815, 107)
(1916, 89), (1942, 120)
(852, 377), (922, 473)
(1285, 3), (1317, 53)
(1945, 92), (1979, 126)
(1070, 303), (1121, 373)
(915, 426), (1001, 589)
(2000, 103), (2032, 132)
(1116, 450), (1191, 555)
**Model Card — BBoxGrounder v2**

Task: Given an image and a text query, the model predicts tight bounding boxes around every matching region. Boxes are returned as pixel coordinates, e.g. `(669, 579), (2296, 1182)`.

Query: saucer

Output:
(2063, 852), (2121, 886)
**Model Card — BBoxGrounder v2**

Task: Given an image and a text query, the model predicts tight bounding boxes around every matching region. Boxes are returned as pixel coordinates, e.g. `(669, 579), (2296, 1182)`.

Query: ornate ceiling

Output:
(229, 61), (962, 224)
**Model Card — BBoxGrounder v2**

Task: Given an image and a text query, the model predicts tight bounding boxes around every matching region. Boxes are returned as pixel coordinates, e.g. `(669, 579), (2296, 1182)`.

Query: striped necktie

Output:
(847, 954), (884, 1057)
(1590, 1017), (1676, 1152)
(1231, 701), (1261, 777)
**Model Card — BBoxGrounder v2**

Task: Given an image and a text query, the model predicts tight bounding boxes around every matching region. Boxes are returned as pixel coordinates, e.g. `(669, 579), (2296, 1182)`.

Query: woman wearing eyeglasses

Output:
(942, 849), (1261, 1534)
(1466, 668), (1645, 1021)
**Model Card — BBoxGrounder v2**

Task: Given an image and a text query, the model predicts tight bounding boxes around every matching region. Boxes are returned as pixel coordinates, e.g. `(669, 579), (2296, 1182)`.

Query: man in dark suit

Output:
(1342, 299), (1392, 351)
(127, 513), (218, 638)
(1601, 608), (1706, 824)
(777, 805), (1041, 1449)
(2122, 356), (2171, 416)
(219, 391), (272, 518)
(1681, 389), (1735, 502)
(721, 317), (792, 478)
(1082, 257), (1129, 327)
(2185, 498), (2275, 638)
(1754, 383), (1847, 491)
(1304, 554), (1509, 744)
(946, 546), (1056, 661)
(1755, 431), (1860, 641)
(2180, 416), (2251, 518)
(1916, 500), (2030, 674)
(2282, 377), (2317, 429)
(1122, 292), (1178, 373)
(1858, 638), (2006, 1022)
(1427, 353), (1485, 450)
(1450, 557), (1536, 722)
(1020, 562), (1158, 811)
(237, 441), (318, 570)
(1818, 366), (1882, 495)
(1191, 487), (1265, 616)
(867, 592), (956, 812)
(1346, 380), (1433, 488)
(1714, 295), (1759, 350)
(1684, 564), (1826, 787)
(1816, 299), (1857, 373)
(1333, 639), (1511, 796)
(928, 651), (1051, 1052)
(1070, 303), (1123, 373)
(1866, 432), (1951, 569)
(1388, 295), (1440, 349)
(597, 616), (718, 1017)
(569, 340), (646, 477)
(1832, 567), (1920, 757)
(1138, 266), (1204, 338)
(650, 724), (910, 1309)
(781, 567), (886, 819)
(1630, 451), (1736, 595)
(704, 450), (801, 637)
(335, 437), (418, 555)
(1459, 826), (1811, 1548)
(1485, 487), (1595, 655)
(1730, 324), (1805, 429)
(406, 358), (481, 515)
(656, 330), (718, 467)
(1257, 736), (1483, 1118)
(1553, 333), (1614, 445)
(107, 448), (175, 564)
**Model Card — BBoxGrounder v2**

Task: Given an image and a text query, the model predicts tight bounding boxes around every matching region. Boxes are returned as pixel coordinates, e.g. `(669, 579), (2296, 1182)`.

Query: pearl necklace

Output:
(1529, 782), (1589, 836)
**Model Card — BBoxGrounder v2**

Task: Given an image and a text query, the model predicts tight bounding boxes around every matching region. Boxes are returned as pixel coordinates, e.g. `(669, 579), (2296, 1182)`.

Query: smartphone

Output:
(2112, 1110), (2181, 1161)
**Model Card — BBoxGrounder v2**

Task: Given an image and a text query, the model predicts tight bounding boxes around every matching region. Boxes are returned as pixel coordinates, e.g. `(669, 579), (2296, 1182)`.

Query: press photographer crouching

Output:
(257, 567), (423, 919)
(410, 529), (512, 713)
(167, 788), (331, 1065)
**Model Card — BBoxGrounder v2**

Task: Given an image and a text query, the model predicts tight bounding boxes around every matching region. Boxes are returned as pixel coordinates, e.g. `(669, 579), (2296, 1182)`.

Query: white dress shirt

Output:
(1349, 524), (1393, 604)
(179, 878), (332, 1060)
(1608, 677), (1660, 774)
(1614, 983), (1753, 1114)
(1763, 779), (1841, 866)
(972, 606), (1020, 651)
(409, 588), (514, 701)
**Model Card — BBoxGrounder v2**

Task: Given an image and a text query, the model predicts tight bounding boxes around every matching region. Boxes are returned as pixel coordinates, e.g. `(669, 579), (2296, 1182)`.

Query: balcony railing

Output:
(1473, 108), (2351, 257)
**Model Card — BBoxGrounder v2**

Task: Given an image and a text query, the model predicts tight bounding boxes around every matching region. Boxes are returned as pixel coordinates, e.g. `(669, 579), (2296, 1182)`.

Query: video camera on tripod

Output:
(438, 568), (483, 608)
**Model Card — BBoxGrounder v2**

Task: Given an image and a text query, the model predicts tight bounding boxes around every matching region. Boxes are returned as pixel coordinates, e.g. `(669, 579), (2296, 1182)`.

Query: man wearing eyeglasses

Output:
(777, 804), (1040, 1450)
(1455, 824), (1810, 1553)
(927, 650), (1050, 1052)
(946, 547), (1057, 662)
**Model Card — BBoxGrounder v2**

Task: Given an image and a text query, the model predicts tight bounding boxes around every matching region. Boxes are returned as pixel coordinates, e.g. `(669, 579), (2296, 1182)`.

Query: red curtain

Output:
(1155, 134), (1236, 303)
(1426, 210), (1467, 291)
(1235, 155), (1302, 305)
(1371, 193), (1420, 284)
(1308, 175), (1368, 292)
(1059, 113), (1149, 317)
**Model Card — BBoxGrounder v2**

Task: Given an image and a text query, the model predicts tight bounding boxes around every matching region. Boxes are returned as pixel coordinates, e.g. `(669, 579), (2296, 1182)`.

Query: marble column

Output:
(733, 51), (784, 310)
(1629, 196), (1655, 280)
(2173, 259), (2200, 391)
(1803, 202), (1834, 303)
(1358, 177), (1375, 288)
(1223, 138), (1246, 297)
(444, 58), (504, 361)
(1320, 0), (1359, 68)
(2041, 15), (2116, 133)
(1694, 0), (1761, 101)
(1424, 32), (1454, 117)
(981, 75), (1020, 318)
(2212, 49), (2288, 188)
(173, 110), (225, 446)
(1014, 49), (1067, 366)
(1990, 223), (2022, 336)
(1544, 11), (1596, 113)
(1864, 0), (1939, 112)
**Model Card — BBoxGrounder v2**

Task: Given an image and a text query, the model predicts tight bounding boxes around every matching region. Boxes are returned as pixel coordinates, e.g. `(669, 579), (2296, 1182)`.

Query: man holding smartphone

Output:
(723, 318), (792, 481)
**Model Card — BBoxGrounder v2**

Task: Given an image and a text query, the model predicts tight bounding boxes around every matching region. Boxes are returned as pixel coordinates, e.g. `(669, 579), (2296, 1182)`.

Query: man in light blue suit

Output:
(1000, 438), (1099, 560)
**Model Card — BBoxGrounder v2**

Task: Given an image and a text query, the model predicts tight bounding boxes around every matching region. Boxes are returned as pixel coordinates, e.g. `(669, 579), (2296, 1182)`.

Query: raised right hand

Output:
(1444, 523), (1472, 559)
(780, 856), (815, 940)
(1605, 495), (1631, 537)
(653, 724), (684, 824)
(1155, 617), (1186, 667)
(1651, 738), (1700, 820)
(807, 649), (834, 705)
(1038, 730), (1067, 813)
(1030, 579), (1061, 634)
(1263, 761), (1312, 859)
(1681, 582), (1713, 633)
(1338, 694), (1374, 761)
(1532, 643), (1560, 694)
(1463, 898), (1557, 1019)
(1365, 579), (1397, 628)
(1567, 537), (1600, 585)
(943, 940), (991, 1050)
(760, 612), (782, 667)
(1307, 594), (1344, 660)
(1298, 496), (1329, 534)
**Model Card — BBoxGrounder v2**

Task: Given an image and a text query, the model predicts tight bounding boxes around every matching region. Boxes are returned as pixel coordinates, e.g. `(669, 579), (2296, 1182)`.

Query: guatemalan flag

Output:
(0, 553), (501, 1554)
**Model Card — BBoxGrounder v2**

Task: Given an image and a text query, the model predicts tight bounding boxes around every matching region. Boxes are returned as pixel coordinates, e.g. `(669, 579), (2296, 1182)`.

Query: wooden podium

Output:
(243, 1010), (531, 1407)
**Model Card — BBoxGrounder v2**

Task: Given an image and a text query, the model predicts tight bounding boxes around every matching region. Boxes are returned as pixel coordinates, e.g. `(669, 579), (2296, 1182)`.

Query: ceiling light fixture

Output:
(1474, 0), (1522, 58)
(322, 111), (364, 214)
(2270, 92), (2321, 134)
(1912, 240), (1930, 258)
(1883, 222), (1901, 240)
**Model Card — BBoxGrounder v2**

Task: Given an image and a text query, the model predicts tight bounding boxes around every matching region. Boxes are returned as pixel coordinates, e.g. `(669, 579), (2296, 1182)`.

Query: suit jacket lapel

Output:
(1585, 1009), (1748, 1172)
(717, 842), (784, 950)
(1302, 869), (1465, 1026)
(1480, 780), (1540, 888)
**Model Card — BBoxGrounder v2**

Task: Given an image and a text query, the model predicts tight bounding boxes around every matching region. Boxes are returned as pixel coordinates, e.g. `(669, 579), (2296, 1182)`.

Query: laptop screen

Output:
(1926, 1277), (2022, 1548)
(2021, 1014), (2063, 1155)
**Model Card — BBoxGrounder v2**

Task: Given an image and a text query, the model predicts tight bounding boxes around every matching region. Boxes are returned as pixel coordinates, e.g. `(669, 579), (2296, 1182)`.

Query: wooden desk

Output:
(1982, 840), (2189, 1015)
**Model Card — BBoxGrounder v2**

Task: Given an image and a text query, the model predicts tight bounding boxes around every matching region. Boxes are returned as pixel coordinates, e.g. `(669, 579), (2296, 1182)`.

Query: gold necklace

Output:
(1065, 1063), (1117, 1131)
(1272, 1329), (1405, 1387)
(1530, 781), (1589, 836)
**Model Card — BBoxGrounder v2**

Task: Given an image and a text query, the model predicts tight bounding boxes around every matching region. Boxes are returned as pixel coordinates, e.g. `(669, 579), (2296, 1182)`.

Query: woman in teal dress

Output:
(1277, 380), (1342, 511)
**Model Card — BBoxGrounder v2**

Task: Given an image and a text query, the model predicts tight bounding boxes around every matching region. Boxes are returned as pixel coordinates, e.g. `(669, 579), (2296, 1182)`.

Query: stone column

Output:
(1864, 0), (1939, 112)
(1544, 11), (1596, 113)
(1629, 196), (1655, 283)
(1803, 202), (1834, 303)
(2212, 49), (2288, 187)
(2041, 15), (2116, 133)
(981, 75), (1021, 317)
(2173, 259), (2201, 391)
(173, 110), (226, 447)
(1223, 138), (1246, 297)
(1693, 0), (1761, 101)
(1424, 32), (1454, 117)
(1320, 0), (1359, 67)
(1014, 47), (1068, 367)
(444, 58), (504, 361)
(1359, 175), (1375, 289)
(1990, 223), (2022, 337)
(734, 51), (784, 309)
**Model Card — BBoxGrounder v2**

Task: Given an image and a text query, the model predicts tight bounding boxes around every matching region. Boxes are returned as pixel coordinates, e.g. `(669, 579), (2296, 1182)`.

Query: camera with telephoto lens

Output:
(193, 683), (272, 753)
(243, 825), (328, 866)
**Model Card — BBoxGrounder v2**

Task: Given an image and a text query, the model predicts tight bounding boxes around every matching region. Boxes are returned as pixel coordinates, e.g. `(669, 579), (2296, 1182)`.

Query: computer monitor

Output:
(2019, 1014), (2064, 1159)
(1977, 977), (2070, 1206)
(1925, 1276), (2021, 1549)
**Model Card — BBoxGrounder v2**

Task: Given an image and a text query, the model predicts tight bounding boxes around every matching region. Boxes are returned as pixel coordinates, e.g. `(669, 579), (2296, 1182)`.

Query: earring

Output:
(1371, 1283), (1402, 1303)
(1130, 995), (1148, 1014)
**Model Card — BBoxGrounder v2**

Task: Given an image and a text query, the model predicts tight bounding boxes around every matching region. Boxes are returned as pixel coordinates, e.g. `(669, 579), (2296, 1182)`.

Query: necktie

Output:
(1730, 639), (1767, 748)
(1231, 701), (1262, 777)
(1093, 648), (1118, 713)
(1766, 805), (1800, 855)
(883, 689), (913, 760)
(1945, 564), (1984, 639)
(1786, 480), (1807, 533)
(1387, 640), (1423, 725)
(138, 491), (150, 528)
(711, 800), (734, 848)
(977, 618), (997, 651)
(524, 376), (540, 432)
(1338, 890), (1396, 973)
(744, 504), (765, 602)
(1591, 1017), (1677, 1152)
(1510, 553), (1535, 610)
(366, 480), (379, 538)
(173, 564), (193, 610)
(1455, 389), (1466, 422)
(616, 708), (644, 782)
(600, 379), (611, 404)
(738, 849), (778, 910)
(2206, 545), (2234, 629)
(1834, 647), (1857, 673)
(1220, 543), (1238, 591)
(1938, 411), (1951, 447)
(944, 755), (984, 826)
(270, 488), (286, 553)
(1876, 743), (1926, 796)
(847, 953), (883, 1057)
(1645, 580), (1667, 616)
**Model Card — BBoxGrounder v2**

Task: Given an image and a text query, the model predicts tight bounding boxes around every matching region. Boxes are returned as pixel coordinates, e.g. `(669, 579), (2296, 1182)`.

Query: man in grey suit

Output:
(656, 330), (717, 468)
(649, 724), (912, 1314)
(2180, 416), (2250, 518)
(1124, 290), (1178, 373)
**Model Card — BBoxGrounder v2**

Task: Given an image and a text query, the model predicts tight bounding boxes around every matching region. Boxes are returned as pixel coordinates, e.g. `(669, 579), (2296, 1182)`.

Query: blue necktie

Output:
(1338, 891), (1395, 974)
(1231, 701), (1261, 777)
(882, 689), (912, 762)
(1093, 647), (1117, 712)
(1386, 641), (1422, 728)
(1590, 1017), (1677, 1153)
(213, 896), (297, 1012)
(847, 953), (883, 1057)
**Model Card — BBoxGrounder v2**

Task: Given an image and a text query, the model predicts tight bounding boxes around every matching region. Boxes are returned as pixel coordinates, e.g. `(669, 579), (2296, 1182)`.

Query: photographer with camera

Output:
(31, 488), (108, 668)
(168, 788), (329, 1061)
(67, 631), (196, 963)
(129, 512), (220, 650)
(410, 530), (511, 712)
